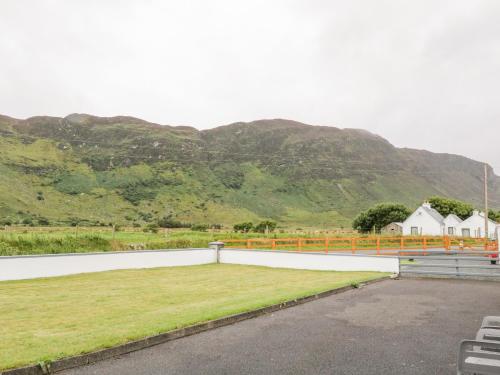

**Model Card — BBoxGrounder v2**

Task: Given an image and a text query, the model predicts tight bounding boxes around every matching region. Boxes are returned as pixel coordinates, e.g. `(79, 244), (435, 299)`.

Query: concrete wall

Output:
(219, 249), (399, 273)
(0, 248), (399, 281)
(0, 249), (217, 281)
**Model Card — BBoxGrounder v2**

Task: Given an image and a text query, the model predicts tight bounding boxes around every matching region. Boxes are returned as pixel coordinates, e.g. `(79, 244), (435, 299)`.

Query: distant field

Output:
(0, 227), (356, 256)
(0, 264), (387, 370)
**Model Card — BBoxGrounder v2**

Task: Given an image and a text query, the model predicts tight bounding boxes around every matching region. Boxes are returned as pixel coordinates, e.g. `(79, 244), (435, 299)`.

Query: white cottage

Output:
(443, 214), (462, 236)
(402, 202), (444, 236)
(455, 210), (497, 239)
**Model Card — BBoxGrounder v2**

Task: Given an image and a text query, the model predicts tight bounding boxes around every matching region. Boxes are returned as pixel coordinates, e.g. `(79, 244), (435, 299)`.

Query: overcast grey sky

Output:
(1, 1), (499, 172)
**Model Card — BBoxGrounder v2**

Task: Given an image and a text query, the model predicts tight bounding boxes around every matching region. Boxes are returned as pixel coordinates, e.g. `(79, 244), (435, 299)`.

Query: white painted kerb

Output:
(0, 249), (216, 281)
(219, 249), (399, 273)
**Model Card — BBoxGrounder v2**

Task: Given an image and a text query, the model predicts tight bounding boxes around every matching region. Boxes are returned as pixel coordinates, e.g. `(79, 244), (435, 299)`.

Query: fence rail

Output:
(222, 236), (499, 256)
(398, 250), (500, 278)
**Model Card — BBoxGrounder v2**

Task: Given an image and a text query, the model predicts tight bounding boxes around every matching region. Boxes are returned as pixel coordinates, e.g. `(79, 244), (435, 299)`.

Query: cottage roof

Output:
(458, 211), (498, 227)
(444, 214), (462, 223)
(421, 206), (444, 224)
(477, 212), (498, 226)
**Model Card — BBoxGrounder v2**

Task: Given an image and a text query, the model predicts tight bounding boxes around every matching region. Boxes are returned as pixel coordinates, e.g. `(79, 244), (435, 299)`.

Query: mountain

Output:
(0, 114), (498, 228)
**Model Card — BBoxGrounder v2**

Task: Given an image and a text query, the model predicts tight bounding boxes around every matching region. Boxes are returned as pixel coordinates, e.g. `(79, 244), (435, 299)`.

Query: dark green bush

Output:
(254, 221), (277, 233)
(233, 222), (253, 233)
(143, 223), (159, 233)
(157, 215), (190, 228)
(191, 224), (209, 232)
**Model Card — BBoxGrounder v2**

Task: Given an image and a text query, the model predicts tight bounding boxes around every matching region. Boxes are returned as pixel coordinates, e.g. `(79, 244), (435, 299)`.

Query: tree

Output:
(352, 203), (411, 233)
(233, 222), (253, 233)
(427, 196), (473, 220)
(489, 209), (500, 223)
(157, 215), (190, 228)
(254, 220), (277, 233)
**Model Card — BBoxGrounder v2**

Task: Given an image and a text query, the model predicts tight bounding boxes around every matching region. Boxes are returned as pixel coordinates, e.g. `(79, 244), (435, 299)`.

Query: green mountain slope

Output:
(0, 114), (498, 228)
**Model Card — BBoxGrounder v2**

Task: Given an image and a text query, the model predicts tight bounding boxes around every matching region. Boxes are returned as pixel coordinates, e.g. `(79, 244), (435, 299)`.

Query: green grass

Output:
(0, 229), (359, 256)
(0, 264), (388, 370)
(400, 259), (417, 265)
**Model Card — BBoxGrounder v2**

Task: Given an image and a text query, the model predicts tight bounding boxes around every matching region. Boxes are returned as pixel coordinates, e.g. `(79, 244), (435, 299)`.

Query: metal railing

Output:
(399, 250), (500, 278)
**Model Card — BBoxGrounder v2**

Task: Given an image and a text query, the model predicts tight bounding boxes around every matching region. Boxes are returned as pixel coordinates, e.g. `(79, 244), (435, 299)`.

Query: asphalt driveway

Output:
(61, 278), (500, 375)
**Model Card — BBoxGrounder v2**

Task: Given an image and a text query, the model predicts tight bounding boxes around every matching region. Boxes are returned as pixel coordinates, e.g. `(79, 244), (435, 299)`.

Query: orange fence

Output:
(221, 236), (499, 256)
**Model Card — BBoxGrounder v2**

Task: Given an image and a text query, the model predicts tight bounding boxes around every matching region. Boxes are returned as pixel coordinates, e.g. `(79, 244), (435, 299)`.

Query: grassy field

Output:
(0, 264), (387, 370)
(0, 228), (356, 256)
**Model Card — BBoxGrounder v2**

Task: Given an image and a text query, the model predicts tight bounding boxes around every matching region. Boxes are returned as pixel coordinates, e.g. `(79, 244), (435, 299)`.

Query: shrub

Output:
(37, 217), (50, 226)
(191, 224), (209, 232)
(69, 218), (81, 227)
(143, 223), (159, 233)
(0, 218), (12, 226)
(21, 218), (33, 225)
(254, 221), (277, 233)
(233, 222), (253, 233)
(157, 215), (190, 228)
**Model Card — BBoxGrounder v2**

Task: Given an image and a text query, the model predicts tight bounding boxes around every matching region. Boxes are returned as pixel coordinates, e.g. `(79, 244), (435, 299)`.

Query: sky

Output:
(1, 0), (499, 173)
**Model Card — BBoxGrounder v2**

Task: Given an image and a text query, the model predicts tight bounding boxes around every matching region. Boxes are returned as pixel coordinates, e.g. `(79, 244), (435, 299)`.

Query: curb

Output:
(2, 276), (392, 375)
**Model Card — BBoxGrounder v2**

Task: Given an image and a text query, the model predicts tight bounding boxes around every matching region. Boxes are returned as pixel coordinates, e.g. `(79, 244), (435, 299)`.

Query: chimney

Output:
(472, 210), (479, 216)
(422, 201), (431, 209)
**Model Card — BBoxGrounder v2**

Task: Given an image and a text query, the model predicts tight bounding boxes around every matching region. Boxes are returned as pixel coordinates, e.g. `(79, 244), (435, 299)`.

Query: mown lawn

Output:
(0, 264), (388, 370)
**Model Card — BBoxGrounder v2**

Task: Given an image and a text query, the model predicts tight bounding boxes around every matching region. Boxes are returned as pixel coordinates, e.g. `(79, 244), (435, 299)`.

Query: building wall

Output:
(381, 223), (402, 235)
(456, 213), (497, 238)
(443, 216), (462, 235)
(402, 207), (443, 236)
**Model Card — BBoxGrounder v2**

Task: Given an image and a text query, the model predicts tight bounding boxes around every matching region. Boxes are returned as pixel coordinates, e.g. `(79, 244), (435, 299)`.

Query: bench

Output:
(458, 340), (500, 375)
(457, 316), (500, 374)
(483, 317), (500, 330)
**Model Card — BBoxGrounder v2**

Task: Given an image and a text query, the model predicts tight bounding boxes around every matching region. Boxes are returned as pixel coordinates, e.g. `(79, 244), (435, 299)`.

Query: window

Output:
(462, 228), (470, 237)
(411, 227), (419, 235)
(448, 227), (454, 235)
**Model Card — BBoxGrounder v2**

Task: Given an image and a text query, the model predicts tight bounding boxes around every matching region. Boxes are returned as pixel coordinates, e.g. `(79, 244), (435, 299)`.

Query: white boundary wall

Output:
(0, 249), (216, 281)
(0, 248), (399, 281)
(220, 249), (399, 273)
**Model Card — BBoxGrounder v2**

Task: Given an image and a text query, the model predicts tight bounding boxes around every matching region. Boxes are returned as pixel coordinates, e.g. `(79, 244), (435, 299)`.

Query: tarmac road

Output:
(61, 278), (500, 375)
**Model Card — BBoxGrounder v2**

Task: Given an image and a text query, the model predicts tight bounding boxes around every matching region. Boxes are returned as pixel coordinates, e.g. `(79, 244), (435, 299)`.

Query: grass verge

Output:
(0, 264), (388, 370)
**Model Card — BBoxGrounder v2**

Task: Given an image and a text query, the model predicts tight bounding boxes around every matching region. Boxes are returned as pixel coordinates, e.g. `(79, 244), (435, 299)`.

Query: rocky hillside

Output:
(0, 114), (498, 228)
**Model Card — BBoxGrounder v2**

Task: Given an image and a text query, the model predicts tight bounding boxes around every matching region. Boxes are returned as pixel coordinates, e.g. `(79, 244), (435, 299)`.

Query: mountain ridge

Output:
(0, 113), (498, 228)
